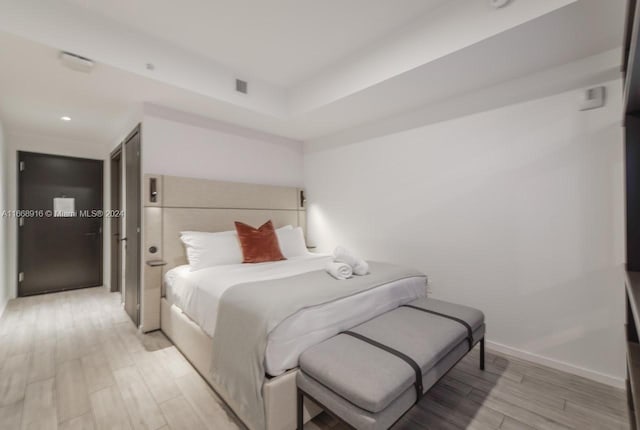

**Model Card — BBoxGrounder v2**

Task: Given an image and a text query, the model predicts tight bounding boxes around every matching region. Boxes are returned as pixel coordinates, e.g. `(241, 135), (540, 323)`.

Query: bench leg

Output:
(480, 337), (485, 370)
(297, 388), (304, 430)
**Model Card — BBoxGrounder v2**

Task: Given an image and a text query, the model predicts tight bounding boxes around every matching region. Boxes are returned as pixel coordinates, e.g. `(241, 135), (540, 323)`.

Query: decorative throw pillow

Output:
(234, 220), (286, 263)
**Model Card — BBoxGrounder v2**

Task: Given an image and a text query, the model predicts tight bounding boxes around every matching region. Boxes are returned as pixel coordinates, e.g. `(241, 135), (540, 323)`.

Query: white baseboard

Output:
(486, 340), (625, 389)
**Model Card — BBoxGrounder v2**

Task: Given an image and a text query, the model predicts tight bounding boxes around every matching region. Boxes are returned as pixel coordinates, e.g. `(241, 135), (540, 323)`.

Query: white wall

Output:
(142, 108), (303, 187)
(304, 80), (625, 386)
(6, 131), (110, 298)
(0, 122), (8, 316)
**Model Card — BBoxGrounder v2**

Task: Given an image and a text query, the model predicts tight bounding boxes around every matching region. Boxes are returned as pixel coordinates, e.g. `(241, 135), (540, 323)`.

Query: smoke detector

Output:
(59, 51), (94, 74)
(490, 0), (511, 8)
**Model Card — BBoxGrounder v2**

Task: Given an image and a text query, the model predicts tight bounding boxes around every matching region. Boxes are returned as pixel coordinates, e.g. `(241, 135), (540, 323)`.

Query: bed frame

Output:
(142, 174), (320, 430)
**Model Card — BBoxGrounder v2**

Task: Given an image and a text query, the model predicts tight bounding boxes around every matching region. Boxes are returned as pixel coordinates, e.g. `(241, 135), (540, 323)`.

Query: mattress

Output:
(164, 254), (427, 376)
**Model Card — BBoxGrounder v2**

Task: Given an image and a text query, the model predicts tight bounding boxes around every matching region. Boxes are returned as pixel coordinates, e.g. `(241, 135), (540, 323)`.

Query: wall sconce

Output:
(300, 190), (306, 208)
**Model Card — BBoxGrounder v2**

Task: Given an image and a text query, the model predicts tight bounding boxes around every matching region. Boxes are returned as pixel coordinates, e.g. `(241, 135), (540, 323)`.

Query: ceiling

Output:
(0, 31), (294, 144)
(0, 0), (627, 145)
(61, 0), (447, 87)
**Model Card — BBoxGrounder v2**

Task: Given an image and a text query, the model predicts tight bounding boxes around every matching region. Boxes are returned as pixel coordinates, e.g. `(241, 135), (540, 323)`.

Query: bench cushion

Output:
(298, 298), (484, 414)
(297, 331), (481, 430)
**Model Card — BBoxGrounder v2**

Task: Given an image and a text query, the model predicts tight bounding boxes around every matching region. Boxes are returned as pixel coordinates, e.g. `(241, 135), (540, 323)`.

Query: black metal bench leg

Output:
(297, 388), (304, 430)
(480, 337), (485, 370)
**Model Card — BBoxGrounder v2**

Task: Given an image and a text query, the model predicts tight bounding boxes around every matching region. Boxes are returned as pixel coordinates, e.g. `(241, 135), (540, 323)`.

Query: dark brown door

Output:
(18, 151), (103, 296)
(124, 128), (141, 326)
(110, 147), (122, 293)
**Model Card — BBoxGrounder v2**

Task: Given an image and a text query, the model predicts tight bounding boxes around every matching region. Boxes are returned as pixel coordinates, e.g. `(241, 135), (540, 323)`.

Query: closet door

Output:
(124, 127), (141, 326)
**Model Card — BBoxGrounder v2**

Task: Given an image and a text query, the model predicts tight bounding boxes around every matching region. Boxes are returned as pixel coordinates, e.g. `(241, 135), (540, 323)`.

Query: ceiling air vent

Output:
(489, 0), (511, 8)
(236, 79), (248, 94)
(59, 51), (95, 74)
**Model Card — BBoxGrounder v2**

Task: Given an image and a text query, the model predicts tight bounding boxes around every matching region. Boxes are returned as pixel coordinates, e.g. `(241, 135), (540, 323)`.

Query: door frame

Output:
(110, 144), (123, 293)
(16, 150), (104, 296)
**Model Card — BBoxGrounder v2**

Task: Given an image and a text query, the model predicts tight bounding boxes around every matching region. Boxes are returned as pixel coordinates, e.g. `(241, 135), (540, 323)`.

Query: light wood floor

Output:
(0, 287), (630, 430)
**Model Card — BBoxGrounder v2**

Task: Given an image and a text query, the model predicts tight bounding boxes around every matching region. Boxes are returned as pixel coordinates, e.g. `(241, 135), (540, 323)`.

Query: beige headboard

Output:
(141, 174), (305, 332)
(145, 174), (306, 272)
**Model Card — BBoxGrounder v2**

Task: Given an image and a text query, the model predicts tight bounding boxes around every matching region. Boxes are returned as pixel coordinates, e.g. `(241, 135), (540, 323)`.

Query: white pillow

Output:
(181, 225), (294, 271)
(180, 230), (242, 271)
(276, 227), (309, 258)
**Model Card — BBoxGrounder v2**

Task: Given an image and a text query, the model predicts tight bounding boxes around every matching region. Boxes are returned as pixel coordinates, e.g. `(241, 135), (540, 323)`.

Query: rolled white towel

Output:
(333, 246), (369, 276)
(325, 261), (353, 280)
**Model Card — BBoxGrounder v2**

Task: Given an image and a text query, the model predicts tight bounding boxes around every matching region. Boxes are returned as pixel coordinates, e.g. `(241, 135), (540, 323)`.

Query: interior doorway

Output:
(17, 151), (104, 296)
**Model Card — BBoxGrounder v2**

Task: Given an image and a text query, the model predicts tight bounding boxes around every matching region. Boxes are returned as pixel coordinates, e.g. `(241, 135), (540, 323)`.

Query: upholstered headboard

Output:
(141, 174), (305, 331)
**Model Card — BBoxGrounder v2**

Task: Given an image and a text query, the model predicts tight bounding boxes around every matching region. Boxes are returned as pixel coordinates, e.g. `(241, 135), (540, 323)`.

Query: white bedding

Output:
(164, 254), (426, 376)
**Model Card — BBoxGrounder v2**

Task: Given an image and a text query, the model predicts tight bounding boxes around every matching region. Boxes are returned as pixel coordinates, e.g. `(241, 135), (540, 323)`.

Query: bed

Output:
(142, 175), (427, 430)
(164, 254), (426, 377)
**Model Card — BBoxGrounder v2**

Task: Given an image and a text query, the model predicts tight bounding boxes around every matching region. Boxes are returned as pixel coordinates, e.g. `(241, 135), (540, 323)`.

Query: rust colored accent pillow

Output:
(234, 220), (286, 263)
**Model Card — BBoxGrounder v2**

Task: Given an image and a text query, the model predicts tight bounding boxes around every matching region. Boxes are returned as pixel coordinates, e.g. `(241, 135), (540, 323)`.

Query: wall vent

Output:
(579, 86), (606, 111)
(235, 79), (248, 94)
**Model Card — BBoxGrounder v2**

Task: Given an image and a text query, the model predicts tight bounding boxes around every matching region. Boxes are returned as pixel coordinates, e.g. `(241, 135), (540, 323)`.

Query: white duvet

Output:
(164, 254), (426, 376)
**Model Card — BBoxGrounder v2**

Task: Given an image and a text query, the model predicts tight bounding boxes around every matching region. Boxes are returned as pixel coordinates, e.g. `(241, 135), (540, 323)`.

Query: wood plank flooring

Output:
(0, 287), (630, 430)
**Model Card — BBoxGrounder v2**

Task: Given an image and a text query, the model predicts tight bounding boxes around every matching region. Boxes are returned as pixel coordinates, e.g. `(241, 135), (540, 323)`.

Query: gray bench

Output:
(296, 298), (485, 430)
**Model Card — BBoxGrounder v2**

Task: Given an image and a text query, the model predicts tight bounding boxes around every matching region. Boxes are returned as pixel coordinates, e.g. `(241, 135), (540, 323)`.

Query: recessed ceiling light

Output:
(60, 116), (71, 121)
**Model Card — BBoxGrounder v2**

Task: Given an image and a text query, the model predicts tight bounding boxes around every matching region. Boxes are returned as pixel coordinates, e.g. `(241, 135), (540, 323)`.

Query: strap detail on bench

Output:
(342, 331), (423, 403)
(402, 304), (474, 351)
